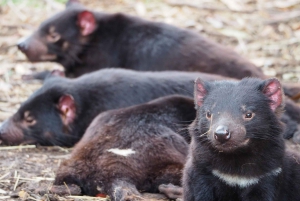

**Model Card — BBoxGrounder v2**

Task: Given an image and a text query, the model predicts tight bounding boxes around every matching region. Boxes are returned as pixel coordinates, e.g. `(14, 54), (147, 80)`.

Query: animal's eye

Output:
(206, 111), (212, 119)
(47, 32), (61, 43)
(25, 116), (34, 123)
(24, 111), (36, 125)
(245, 112), (253, 119)
(47, 26), (61, 43)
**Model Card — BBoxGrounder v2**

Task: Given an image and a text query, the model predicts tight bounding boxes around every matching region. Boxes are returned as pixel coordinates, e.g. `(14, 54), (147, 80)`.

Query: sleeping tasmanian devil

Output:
(50, 95), (194, 200)
(183, 77), (300, 201)
(0, 69), (225, 146)
(17, 0), (264, 80)
(0, 69), (299, 147)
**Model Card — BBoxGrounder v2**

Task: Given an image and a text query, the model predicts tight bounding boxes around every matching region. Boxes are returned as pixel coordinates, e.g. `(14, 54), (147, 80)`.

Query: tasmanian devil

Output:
(1, 69), (299, 147)
(182, 77), (300, 201)
(50, 95), (194, 200)
(0, 69), (228, 146)
(17, 0), (264, 80)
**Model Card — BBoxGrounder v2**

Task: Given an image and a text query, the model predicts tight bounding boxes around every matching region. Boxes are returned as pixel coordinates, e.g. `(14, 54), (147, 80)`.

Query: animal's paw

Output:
(113, 186), (143, 201)
(158, 183), (183, 199)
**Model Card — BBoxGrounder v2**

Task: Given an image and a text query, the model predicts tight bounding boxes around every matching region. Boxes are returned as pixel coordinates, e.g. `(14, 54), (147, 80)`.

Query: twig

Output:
(64, 182), (71, 196)
(0, 196), (10, 199)
(54, 146), (72, 153)
(13, 177), (54, 181)
(0, 172), (10, 180)
(7, 1), (27, 22)
(0, 145), (36, 150)
(0, 188), (7, 194)
(66, 195), (107, 200)
(265, 10), (300, 24)
(166, 0), (256, 13)
(13, 174), (20, 191)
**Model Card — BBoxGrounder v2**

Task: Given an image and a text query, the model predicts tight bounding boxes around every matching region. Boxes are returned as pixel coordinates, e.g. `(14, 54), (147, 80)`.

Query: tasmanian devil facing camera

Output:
(183, 77), (300, 201)
(51, 95), (194, 200)
(17, 0), (264, 80)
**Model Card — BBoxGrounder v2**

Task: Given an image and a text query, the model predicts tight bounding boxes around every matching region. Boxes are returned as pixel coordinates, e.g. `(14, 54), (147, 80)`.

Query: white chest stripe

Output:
(212, 167), (282, 188)
(107, 148), (136, 157)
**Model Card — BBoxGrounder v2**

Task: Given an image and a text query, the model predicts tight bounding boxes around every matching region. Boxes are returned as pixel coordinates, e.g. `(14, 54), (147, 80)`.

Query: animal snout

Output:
(17, 40), (28, 52)
(0, 121), (6, 143)
(214, 125), (230, 143)
(17, 35), (33, 53)
(0, 120), (8, 135)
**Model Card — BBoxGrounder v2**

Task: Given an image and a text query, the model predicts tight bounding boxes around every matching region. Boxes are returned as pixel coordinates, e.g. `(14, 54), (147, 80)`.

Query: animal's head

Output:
(192, 77), (284, 152)
(0, 78), (78, 146)
(17, 0), (97, 67)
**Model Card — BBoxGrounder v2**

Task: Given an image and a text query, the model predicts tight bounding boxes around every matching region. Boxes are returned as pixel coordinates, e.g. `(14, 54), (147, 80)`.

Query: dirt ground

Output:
(1, 0), (300, 200)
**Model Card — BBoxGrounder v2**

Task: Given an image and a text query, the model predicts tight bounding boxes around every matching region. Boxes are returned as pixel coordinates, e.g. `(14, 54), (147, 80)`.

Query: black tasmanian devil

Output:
(0, 69), (299, 147)
(183, 77), (300, 201)
(17, 0), (300, 100)
(18, 0), (264, 80)
(50, 95), (195, 200)
(0, 69), (226, 146)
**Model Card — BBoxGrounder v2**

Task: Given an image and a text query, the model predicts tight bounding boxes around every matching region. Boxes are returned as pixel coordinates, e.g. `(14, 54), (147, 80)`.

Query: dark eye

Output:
(206, 111), (212, 119)
(24, 111), (36, 125)
(48, 32), (61, 43)
(25, 116), (34, 123)
(47, 26), (61, 42)
(245, 112), (253, 119)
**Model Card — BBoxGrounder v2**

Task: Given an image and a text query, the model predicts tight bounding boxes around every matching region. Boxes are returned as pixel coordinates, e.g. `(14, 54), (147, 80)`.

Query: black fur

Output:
(52, 95), (195, 200)
(1, 69), (299, 146)
(17, 1), (264, 80)
(0, 69), (224, 146)
(183, 78), (300, 201)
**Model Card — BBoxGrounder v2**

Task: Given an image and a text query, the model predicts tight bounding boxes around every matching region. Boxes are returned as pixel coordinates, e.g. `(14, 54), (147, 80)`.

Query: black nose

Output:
(17, 42), (28, 52)
(214, 125), (230, 143)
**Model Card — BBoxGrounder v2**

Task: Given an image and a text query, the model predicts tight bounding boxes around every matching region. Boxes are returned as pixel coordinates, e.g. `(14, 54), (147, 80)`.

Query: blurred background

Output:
(1, 0), (300, 121)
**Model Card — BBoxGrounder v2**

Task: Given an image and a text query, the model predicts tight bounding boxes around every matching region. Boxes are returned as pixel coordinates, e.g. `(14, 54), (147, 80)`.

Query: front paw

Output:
(112, 186), (143, 201)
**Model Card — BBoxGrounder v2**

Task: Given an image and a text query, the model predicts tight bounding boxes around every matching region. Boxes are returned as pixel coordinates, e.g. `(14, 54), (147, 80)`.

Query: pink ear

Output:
(262, 78), (283, 111)
(58, 95), (76, 125)
(194, 78), (207, 107)
(78, 11), (96, 36)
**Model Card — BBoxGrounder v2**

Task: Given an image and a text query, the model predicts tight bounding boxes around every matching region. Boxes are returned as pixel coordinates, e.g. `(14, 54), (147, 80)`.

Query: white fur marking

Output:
(107, 148), (136, 157)
(212, 167), (282, 188)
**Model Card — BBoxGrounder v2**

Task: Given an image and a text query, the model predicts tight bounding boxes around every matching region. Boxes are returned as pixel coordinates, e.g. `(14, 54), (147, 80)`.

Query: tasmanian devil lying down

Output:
(0, 69), (225, 146)
(183, 77), (300, 201)
(17, 0), (300, 100)
(50, 95), (194, 200)
(0, 69), (299, 146)
(18, 0), (264, 80)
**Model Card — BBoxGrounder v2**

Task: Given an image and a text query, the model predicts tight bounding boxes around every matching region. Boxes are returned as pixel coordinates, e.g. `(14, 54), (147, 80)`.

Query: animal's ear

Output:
(262, 78), (283, 111)
(58, 95), (76, 125)
(194, 78), (207, 107)
(77, 10), (96, 36)
(66, 0), (81, 8)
